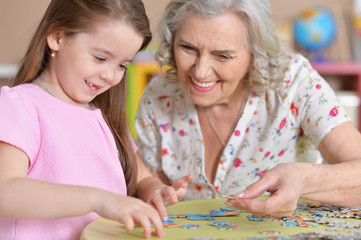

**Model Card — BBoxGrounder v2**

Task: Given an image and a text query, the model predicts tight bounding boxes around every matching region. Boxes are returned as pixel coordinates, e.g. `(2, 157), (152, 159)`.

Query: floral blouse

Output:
(135, 54), (350, 200)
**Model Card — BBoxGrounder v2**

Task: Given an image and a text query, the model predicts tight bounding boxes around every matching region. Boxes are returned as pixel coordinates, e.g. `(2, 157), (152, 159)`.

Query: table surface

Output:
(80, 198), (355, 240)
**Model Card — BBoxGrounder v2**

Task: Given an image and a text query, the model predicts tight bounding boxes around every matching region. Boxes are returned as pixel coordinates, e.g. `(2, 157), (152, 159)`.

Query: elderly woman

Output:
(135, 0), (361, 216)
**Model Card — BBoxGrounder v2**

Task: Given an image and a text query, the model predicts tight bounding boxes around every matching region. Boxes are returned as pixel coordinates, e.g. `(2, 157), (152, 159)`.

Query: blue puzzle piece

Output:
(185, 214), (215, 220)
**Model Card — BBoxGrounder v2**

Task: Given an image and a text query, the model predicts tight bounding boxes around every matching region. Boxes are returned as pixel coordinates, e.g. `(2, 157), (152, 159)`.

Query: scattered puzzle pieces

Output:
(160, 201), (361, 239)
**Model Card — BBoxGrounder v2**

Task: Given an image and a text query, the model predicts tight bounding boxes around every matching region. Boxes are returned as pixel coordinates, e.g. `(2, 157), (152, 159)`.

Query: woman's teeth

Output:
(192, 79), (217, 88)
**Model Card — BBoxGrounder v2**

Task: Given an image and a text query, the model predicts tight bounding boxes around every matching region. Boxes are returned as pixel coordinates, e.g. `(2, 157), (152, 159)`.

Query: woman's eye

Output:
(95, 56), (106, 62)
(218, 54), (231, 60)
(181, 45), (194, 51)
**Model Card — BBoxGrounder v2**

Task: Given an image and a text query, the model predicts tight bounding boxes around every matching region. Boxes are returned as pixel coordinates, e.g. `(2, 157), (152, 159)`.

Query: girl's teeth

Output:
(87, 82), (97, 90)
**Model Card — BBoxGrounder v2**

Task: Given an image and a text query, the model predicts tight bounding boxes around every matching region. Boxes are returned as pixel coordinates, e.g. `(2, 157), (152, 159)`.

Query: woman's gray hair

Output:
(156, 0), (288, 92)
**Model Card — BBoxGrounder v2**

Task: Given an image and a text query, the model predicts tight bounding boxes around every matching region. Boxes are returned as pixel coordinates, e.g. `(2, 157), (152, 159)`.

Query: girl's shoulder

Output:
(1, 82), (40, 94)
(0, 83), (35, 103)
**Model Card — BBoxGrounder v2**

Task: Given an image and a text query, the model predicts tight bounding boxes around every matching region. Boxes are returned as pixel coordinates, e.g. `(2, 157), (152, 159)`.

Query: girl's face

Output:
(173, 12), (252, 107)
(46, 20), (143, 108)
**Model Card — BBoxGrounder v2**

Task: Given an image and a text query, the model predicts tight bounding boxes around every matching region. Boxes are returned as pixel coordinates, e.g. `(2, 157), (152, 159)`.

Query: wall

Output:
(0, 0), (354, 67)
(271, 0), (353, 21)
(1, 0), (355, 62)
(0, 1), (50, 64)
(0, 0), (170, 65)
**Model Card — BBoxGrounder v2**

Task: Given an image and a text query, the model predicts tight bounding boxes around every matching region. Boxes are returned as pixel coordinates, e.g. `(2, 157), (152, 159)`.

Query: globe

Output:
(293, 7), (336, 57)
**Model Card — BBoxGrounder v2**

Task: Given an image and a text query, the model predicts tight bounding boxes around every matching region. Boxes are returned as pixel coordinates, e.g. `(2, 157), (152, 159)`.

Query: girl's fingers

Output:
(162, 186), (178, 204)
(119, 214), (135, 232)
(172, 175), (193, 190)
(151, 193), (169, 221)
(182, 174), (193, 183)
(135, 214), (152, 239)
(146, 210), (164, 238)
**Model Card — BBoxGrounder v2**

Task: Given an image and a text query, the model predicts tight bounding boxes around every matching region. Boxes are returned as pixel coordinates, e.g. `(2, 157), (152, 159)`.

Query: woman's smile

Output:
(190, 77), (220, 92)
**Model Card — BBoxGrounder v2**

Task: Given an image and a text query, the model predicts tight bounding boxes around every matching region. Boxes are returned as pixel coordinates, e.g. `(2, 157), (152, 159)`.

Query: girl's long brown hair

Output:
(12, 0), (152, 196)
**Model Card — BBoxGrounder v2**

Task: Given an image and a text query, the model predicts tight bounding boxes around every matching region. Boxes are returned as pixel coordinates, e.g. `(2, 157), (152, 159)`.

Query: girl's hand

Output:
(147, 175), (193, 221)
(93, 191), (164, 239)
(171, 174), (193, 200)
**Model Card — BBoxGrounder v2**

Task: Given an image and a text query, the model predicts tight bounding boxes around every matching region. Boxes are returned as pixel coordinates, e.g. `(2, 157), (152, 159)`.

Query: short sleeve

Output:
(135, 86), (162, 171)
(286, 56), (350, 147)
(0, 86), (41, 165)
(129, 134), (138, 152)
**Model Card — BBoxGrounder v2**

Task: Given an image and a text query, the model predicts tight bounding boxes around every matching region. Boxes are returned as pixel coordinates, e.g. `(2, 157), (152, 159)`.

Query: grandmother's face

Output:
(173, 12), (251, 107)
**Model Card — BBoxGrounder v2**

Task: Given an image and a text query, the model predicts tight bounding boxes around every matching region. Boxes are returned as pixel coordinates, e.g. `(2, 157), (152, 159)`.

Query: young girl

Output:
(0, 0), (192, 239)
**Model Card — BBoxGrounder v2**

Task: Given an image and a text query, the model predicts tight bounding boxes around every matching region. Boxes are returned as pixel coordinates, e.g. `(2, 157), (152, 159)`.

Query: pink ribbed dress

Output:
(0, 83), (128, 240)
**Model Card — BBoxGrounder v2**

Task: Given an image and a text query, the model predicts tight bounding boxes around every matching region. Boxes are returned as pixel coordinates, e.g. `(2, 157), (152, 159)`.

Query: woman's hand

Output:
(146, 175), (193, 221)
(225, 163), (306, 217)
(93, 190), (164, 239)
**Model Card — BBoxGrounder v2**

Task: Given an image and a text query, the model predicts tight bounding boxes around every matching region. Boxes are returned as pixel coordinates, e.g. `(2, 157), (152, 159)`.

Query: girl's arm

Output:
(0, 142), (164, 239)
(135, 153), (192, 220)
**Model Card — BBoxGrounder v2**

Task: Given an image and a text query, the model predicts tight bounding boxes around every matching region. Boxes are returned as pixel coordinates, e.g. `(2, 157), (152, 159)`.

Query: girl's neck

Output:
(33, 72), (92, 110)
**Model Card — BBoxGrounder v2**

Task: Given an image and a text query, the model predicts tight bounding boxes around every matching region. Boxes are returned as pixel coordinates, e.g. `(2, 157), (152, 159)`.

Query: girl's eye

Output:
(95, 56), (106, 62)
(119, 64), (128, 71)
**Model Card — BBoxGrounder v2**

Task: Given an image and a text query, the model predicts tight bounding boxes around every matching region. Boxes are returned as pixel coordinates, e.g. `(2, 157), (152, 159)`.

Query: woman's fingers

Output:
(226, 186), (299, 217)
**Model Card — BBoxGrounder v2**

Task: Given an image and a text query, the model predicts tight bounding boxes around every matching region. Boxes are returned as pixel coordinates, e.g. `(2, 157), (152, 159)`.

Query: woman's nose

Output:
(193, 55), (212, 80)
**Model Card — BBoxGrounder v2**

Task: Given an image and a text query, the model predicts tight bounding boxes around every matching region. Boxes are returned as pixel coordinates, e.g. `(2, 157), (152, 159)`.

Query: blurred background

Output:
(1, 0), (361, 137)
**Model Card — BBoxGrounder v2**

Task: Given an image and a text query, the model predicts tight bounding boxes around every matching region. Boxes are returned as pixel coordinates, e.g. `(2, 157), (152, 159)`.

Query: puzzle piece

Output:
(185, 214), (215, 220)
(258, 230), (281, 235)
(181, 224), (202, 229)
(208, 221), (240, 230)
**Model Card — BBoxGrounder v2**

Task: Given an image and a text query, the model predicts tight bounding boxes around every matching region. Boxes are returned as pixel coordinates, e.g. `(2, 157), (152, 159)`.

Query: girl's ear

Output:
(46, 31), (64, 52)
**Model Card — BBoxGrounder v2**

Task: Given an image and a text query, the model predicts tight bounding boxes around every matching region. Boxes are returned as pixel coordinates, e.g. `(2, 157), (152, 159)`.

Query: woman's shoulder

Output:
(284, 53), (316, 79)
(142, 75), (185, 100)
(280, 53), (320, 90)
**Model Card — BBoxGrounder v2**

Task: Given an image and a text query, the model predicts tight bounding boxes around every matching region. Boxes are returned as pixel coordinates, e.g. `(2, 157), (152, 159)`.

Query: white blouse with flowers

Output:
(135, 54), (350, 200)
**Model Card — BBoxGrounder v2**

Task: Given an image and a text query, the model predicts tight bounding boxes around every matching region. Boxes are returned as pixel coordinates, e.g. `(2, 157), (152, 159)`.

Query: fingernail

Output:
(236, 192), (244, 198)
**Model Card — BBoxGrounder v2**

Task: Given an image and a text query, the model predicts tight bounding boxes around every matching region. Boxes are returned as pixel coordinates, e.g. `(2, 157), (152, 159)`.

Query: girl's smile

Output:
(39, 20), (143, 109)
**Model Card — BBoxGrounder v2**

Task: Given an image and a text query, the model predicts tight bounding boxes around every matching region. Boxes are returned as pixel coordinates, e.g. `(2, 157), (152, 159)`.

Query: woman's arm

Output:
(225, 121), (361, 216)
(302, 121), (361, 206)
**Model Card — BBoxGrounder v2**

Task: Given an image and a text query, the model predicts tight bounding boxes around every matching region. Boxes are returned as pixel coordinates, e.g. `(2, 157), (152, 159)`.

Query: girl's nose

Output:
(99, 66), (116, 82)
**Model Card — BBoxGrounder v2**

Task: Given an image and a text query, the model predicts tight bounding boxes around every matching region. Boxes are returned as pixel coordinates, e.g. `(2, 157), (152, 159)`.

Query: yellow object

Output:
(126, 62), (161, 139)
(80, 198), (344, 240)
